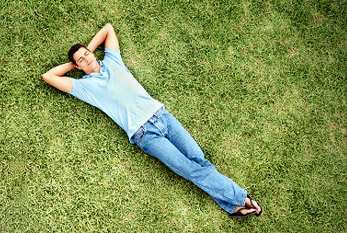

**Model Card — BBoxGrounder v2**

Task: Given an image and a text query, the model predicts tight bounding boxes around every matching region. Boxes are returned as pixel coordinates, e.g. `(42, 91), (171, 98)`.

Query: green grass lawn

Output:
(1, 0), (346, 232)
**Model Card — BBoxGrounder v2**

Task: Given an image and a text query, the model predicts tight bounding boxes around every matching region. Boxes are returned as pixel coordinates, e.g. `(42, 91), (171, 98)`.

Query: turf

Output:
(1, 0), (346, 232)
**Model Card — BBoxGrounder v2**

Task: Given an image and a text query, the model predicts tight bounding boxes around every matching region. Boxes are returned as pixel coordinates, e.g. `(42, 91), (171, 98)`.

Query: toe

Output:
(246, 197), (261, 214)
(252, 200), (261, 214)
(244, 208), (256, 215)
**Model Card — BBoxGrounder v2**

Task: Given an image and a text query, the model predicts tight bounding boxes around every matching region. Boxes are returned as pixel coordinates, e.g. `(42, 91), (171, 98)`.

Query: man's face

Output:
(73, 47), (98, 74)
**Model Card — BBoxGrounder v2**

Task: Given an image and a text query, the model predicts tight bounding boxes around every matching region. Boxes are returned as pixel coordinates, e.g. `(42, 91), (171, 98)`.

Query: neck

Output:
(85, 63), (101, 75)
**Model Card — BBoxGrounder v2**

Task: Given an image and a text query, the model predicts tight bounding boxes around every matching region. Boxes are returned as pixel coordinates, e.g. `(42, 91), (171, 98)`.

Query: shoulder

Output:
(103, 48), (127, 69)
(69, 74), (96, 90)
(104, 48), (121, 61)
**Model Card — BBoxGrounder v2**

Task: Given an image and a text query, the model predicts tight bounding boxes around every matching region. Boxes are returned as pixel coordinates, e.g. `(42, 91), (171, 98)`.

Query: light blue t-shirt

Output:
(69, 48), (163, 143)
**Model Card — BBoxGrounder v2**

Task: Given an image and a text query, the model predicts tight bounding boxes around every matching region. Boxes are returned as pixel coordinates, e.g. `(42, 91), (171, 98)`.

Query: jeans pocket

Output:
(132, 126), (146, 146)
(160, 109), (170, 119)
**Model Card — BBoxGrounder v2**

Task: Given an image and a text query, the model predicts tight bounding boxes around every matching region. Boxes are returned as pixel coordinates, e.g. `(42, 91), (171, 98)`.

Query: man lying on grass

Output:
(42, 23), (262, 218)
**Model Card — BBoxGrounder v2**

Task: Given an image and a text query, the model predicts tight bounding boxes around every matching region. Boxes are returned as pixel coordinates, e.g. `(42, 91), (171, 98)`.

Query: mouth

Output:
(88, 60), (93, 66)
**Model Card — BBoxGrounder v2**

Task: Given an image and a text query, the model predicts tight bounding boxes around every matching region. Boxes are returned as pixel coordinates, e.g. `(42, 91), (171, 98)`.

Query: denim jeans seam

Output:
(134, 126), (146, 146)
(192, 176), (244, 206)
(153, 122), (165, 136)
(196, 183), (240, 206)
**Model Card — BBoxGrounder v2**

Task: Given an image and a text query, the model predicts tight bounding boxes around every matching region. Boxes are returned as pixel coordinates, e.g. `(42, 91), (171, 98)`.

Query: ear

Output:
(74, 64), (81, 70)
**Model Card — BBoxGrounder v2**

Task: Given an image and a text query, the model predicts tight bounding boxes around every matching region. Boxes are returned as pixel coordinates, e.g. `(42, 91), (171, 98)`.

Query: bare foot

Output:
(233, 206), (256, 215)
(245, 197), (261, 215)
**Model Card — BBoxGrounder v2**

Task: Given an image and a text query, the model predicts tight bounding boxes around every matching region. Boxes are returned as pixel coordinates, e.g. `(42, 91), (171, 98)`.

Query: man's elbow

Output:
(42, 73), (50, 83)
(105, 23), (113, 30)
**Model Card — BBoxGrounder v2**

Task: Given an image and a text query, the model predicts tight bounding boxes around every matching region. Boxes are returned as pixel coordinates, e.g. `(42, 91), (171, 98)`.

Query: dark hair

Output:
(68, 43), (87, 65)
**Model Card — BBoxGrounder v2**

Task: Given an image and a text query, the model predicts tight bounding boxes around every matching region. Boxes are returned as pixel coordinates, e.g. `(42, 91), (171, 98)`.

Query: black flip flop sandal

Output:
(229, 207), (257, 218)
(247, 194), (263, 216)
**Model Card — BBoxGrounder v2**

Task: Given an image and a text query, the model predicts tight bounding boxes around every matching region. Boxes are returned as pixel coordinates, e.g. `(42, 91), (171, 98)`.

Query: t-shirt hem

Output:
(128, 103), (164, 143)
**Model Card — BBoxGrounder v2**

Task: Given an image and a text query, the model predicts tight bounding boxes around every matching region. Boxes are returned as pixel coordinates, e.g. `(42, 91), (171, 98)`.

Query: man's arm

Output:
(42, 24), (119, 92)
(87, 23), (120, 52)
(42, 62), (74, 93)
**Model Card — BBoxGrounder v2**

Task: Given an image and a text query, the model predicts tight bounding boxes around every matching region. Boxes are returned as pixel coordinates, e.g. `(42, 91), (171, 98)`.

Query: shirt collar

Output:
(82, 61), (104, 79)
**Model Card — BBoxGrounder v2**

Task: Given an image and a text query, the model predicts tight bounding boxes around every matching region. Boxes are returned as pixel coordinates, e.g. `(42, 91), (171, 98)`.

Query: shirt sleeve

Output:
(68, 78), (98, 108)
(104, 48), (127, 69)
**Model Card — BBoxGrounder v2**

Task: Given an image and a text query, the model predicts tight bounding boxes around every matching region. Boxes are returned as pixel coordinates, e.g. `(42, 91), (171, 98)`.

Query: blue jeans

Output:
(131, 107), (247, 214)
